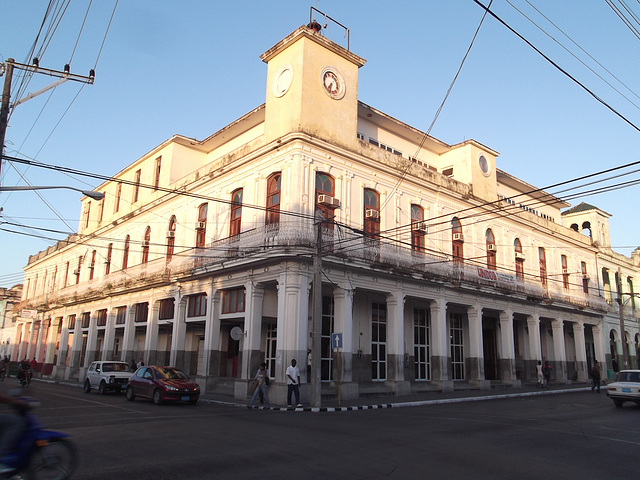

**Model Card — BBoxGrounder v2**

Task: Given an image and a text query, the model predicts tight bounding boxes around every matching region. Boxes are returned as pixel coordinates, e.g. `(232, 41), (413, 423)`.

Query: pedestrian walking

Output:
(543, 361), (552, 389)
(591, 361), (601, 393)
(255, 364), (270, 404)
(286, 359), (302, 407)
(612, 355), (619, 373)
(249, 363), (270, 408)
(536, 360), (544, 388)
(306, 349), (312, 383)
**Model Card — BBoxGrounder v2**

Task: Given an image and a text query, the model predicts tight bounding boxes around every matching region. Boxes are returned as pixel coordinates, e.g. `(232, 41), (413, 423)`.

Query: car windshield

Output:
(102, 363), (130, 373)
(616, 371), (640, 382)
(155, 367), (188, 380)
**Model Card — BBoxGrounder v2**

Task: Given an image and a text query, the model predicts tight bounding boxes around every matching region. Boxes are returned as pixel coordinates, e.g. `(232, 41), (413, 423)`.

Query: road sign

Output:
(331, 332), (343, 350)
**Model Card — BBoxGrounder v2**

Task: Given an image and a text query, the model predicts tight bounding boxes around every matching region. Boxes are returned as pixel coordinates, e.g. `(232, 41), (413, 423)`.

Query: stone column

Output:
(84, 314), (99, 367)
(572, 321), (588, 382)
(101, 308), (116, 361)
(122, 306), (136, 364)
(56, 319), (70, 377)
(243, 283), (265, 386)
(527, 314), (542, 381)
(34, 319), (45, 363)
(499, 309), (520, 386)
(170, 297), (187, 370)
(68, 317), (83, 379)
(203, 290), (221, 378)
(44, 317), (60, 376)
(25, 320), (37, 362)
(467, 304), (487, 388)
(275, 271), (310, 382)
(430, 296), (451, 391)
(333, 287), (354, 385)
(552, 319), (567, 383)
(386, 290), (409, 395)
(145, 300), (160, 365)
(592, 324), (605, 371)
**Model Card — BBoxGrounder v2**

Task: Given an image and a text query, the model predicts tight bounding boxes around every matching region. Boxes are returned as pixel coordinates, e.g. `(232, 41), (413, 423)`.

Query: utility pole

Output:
(0, 59), (15, 181)
(0, 58), (94, 183)
(310, 210), (323, 408)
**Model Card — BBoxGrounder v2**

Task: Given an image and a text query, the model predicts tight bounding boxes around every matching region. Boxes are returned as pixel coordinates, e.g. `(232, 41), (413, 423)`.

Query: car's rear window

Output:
(616, 372), (640, 382)
(103, 363), (130, 373)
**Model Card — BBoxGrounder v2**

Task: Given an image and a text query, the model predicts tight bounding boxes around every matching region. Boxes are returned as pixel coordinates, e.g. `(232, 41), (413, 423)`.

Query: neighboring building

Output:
(0, 284), (23, 359)
(14, 24), (639, 401)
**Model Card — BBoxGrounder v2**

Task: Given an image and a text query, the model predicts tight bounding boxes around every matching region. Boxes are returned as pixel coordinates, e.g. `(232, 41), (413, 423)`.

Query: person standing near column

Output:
(286, 359), (302, 407)
(306, 349), (312, 383)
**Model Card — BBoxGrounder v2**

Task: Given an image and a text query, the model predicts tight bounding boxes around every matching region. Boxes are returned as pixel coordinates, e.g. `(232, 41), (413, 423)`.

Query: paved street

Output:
(6, 381), (639, 479)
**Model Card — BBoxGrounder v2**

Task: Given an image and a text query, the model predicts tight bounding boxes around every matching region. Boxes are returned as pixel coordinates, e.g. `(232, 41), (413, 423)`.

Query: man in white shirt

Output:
(286, 359), (302, 407)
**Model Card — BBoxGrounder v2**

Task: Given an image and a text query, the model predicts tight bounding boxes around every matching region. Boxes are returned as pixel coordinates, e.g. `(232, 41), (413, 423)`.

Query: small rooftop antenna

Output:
(308, 6), (350, 50)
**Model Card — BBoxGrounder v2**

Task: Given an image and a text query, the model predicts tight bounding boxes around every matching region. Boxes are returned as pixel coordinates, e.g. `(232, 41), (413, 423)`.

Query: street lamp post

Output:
(0, 185), (104, 200)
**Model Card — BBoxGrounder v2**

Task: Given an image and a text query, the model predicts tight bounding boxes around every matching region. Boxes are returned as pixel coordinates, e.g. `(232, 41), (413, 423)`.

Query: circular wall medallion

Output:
(273, 64), (293, 98)
(321, 66), (345, 100)
(478, 155), (491, 177)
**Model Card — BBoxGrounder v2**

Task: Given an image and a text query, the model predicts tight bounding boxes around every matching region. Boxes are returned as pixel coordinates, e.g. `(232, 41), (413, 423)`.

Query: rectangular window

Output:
(68, 315), (76, 331)
(222, 288), (245, 314)
(371, 302), (387, 381)
(265, 323), (277, 382)
(414, 307), (431, 381)
(159, 298), (175, 320)
(96, 309), (108, 327)
(133, 169), (141, 203)
(115, 306), (127, 325)
(80, 312), (91, 329)
(321, 295), (335, 382)
(561, 255), (569, 290)
(134, 302), (148, 323)
(450, 313), (464, 380)
(187, 293), (207, 317)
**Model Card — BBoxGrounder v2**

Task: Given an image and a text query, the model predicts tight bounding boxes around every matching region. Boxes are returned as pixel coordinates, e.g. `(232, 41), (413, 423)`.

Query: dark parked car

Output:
(126, 366), (200, 405)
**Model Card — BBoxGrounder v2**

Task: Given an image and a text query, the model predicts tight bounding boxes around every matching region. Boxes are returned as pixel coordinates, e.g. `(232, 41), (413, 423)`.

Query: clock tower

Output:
(260, 24), (366, 149)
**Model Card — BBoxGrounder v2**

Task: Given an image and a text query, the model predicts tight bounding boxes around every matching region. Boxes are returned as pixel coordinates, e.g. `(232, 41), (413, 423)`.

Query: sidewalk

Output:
(204, 381), (600, 412)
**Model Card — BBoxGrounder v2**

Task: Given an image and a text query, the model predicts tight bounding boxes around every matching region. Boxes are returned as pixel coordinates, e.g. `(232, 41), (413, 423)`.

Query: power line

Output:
(473, 0), (640, 134)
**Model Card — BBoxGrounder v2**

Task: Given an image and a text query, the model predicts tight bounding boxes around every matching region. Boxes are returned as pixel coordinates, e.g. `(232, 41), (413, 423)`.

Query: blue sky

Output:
(1, 0), (639, 286)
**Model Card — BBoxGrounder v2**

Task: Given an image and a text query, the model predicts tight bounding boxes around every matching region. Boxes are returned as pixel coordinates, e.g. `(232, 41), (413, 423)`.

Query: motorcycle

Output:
(16, 367), (32, 388)
(1, 400), (77, 480)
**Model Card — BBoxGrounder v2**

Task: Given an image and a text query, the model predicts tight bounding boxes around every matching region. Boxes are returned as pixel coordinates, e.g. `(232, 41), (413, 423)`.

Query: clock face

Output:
(273, 64), (293, 98)
(321, 67), (345, 100)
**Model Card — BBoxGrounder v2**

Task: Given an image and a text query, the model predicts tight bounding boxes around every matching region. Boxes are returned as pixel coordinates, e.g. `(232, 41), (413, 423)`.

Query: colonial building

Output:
(13, 24), (640, 402)
(0, 284), (23, 360)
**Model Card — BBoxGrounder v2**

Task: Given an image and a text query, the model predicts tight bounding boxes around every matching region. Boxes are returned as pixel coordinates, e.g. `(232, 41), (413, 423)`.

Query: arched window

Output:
(538, 247), (547, 287)
(570, 223), (579, 232)
(141, 226), (151, 264)
(230, 188), (243, 237)
(196, 203), (208, 248)
(581, 261), (589, 294)
(581, 221), (592, 238)
(166, 215), (176, 263)
(486, 229), (496, 270)
(266, 173), (281, 226)
(123, 235), (130, 270)
(514, 238), (524, 281)
(411, 204), (425, 252)
(451, 217), (463, 265)
(561, 254), (569, 290)
(364, 188), (380, 238)
(316, 172), (337, 228)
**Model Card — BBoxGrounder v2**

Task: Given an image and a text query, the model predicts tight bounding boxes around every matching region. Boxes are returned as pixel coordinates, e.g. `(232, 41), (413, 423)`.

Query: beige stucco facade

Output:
(12, 25), (640, 402)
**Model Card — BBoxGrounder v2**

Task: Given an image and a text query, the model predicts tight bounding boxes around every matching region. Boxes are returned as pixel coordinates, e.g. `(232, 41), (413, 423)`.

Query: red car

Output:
(126, 366), (200, 405)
